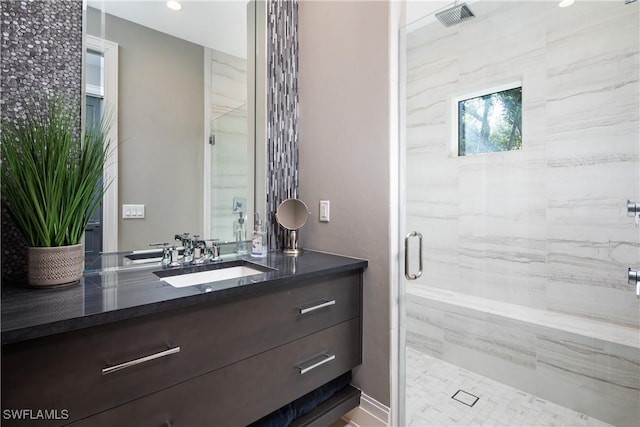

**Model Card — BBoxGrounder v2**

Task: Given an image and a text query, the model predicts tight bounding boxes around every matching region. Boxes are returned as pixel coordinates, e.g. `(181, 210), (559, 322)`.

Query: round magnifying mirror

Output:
(275, 198), (309, 255)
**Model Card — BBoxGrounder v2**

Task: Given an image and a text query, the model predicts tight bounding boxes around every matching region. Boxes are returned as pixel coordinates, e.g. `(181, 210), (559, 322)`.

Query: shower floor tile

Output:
(404, 346), (614, 427)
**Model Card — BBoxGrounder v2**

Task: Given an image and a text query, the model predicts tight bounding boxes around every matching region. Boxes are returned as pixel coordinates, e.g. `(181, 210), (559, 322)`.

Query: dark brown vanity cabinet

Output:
(1, 270), (363, 426)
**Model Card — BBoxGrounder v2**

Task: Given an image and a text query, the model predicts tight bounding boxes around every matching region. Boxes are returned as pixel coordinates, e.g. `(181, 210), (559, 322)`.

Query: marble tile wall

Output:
(405, 0), (640, 328)
(210, 50), (247, 121)
(404, 2), (639, 423)
(536, 332), (640, 427)
(404, 288), (640, 426)
(209, 50), (249, 242)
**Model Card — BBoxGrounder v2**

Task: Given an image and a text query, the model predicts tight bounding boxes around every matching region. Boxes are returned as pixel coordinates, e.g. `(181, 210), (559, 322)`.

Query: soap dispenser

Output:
(234, 211), (248, 255)
(251, 213), (267, 258)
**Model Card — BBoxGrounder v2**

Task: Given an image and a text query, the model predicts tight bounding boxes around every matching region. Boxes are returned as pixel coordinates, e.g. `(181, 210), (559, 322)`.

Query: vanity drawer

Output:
(1, 271), (361, 426)
(69, 318), (362, 427)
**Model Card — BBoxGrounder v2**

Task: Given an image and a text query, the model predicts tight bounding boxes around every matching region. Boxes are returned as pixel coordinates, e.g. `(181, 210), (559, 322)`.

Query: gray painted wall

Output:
(298, 0), (392, 406)
(87, 8), (204, 251)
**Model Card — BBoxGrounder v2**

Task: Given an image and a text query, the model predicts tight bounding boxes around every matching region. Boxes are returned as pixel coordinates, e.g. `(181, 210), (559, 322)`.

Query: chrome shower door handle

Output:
(405, 231), (423, 280)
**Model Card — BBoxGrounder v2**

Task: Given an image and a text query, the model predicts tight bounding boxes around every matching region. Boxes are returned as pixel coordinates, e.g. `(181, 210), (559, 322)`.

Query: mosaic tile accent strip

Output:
(266, 0), (299, 249)
(1, 0), (83, 284)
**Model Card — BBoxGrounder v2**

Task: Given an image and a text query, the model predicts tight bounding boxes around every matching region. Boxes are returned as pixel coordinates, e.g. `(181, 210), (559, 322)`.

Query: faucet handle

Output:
(193, 236), (208, 249)
(168, 246), (181, 267)
(161, 246), (173, 266)
(174, 233), (191, 244)
(204, 239), (221, 261)
(193, 236), (207, 264)
(149, 243), (172, 266)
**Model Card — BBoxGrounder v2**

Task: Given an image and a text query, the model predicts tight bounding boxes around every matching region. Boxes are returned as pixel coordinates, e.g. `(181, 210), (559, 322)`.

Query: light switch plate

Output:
(122, 204), (145, 219)
(319, 200), (330, 222)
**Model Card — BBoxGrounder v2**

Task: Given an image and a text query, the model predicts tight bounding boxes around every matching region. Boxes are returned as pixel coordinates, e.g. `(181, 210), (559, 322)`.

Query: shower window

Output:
(457, 85), (522, 156)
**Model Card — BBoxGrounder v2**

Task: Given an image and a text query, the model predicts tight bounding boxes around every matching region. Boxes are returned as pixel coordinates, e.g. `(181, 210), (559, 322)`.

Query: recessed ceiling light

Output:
(558, 0), (575, 7)
(167, 0), (182, 11)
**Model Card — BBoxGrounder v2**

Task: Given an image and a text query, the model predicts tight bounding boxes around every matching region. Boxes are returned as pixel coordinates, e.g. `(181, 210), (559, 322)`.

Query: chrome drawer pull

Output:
(297, 353), (336, 375)
(102, 346), (181, 376)
(298, 299), (336, 315)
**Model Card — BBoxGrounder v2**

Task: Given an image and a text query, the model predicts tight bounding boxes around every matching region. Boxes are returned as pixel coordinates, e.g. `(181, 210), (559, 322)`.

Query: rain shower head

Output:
(435, 3), (476, 27)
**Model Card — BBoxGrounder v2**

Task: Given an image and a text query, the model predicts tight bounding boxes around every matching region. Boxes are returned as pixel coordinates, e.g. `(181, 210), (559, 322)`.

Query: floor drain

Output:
(452, 389), (479, 407)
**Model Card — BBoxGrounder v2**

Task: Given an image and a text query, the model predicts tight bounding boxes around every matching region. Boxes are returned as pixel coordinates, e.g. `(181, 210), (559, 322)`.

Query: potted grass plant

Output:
(1, 96), (111, 287)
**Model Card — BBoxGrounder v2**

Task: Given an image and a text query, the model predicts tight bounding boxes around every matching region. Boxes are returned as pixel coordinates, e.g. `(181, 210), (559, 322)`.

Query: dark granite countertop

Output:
(1, 250), (367, 345)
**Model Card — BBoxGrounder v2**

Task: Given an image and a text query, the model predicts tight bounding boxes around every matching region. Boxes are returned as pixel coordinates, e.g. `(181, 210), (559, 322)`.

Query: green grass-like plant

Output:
(1, 96), (111, 247)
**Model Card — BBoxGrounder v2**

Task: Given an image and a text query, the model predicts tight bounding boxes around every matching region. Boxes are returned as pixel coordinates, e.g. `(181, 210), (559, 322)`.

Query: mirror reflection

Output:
(85, 0), (258, 255)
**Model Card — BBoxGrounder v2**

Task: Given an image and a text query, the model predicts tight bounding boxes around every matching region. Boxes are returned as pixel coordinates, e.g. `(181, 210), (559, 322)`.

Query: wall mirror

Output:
(83, 0), (267, 256)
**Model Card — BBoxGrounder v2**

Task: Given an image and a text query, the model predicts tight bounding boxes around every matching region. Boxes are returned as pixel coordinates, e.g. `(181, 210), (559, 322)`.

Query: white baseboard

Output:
(341, 392), (390, 427)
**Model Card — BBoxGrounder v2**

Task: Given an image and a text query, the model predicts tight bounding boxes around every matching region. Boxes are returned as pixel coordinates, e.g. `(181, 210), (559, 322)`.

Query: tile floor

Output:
(404, 346), (614, 427)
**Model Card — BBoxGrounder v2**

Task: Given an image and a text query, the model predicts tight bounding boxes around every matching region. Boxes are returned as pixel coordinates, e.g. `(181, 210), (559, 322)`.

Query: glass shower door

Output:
(399, 1), (640, 426)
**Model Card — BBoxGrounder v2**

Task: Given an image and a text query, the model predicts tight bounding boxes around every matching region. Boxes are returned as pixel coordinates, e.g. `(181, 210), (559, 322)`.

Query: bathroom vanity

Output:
(1, 251), (366, 426)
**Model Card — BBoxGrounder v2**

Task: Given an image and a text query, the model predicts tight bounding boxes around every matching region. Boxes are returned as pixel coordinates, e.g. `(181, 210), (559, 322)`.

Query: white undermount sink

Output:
(159, 265), (267, 288)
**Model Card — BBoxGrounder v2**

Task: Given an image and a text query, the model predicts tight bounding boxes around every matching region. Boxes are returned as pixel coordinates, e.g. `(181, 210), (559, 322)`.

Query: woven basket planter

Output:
(28, 244), (83, 287)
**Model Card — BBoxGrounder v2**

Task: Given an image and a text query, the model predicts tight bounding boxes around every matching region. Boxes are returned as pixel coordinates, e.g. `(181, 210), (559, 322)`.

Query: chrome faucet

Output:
(193, 235), (206, 264)
(169, 246), (181, 267)
(150, 242), (173, 267)
(192, 236), (222, 262)
(174, 233), (222, 265)
(205, 239), (221, 262)
(175, 233), (194, 264)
